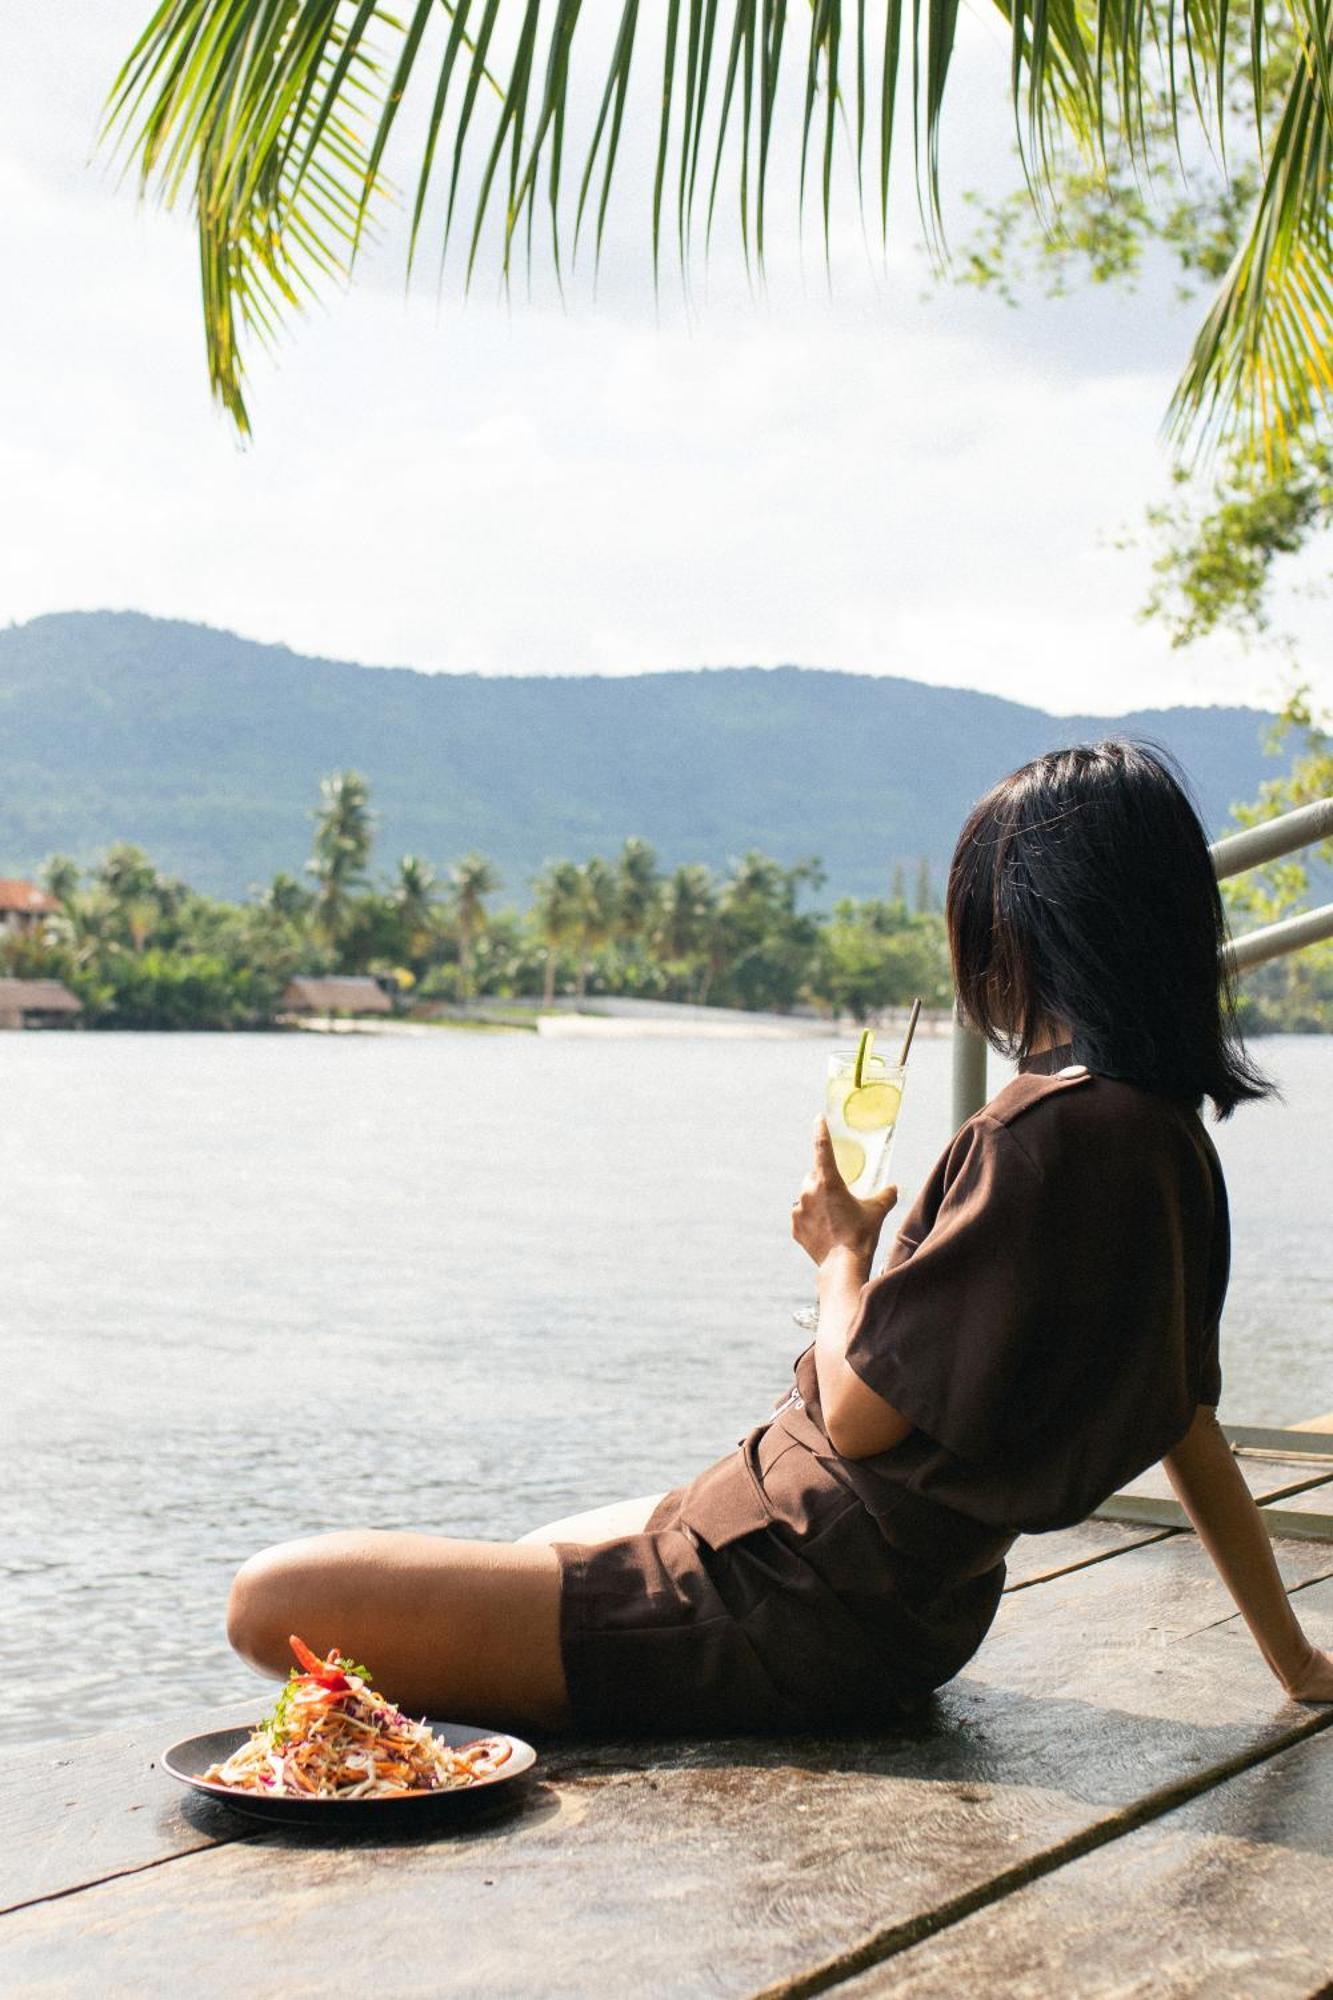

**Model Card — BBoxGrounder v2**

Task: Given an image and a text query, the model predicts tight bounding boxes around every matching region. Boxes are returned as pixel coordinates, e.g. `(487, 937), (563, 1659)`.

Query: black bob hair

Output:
(946, 739), (1273, 1119)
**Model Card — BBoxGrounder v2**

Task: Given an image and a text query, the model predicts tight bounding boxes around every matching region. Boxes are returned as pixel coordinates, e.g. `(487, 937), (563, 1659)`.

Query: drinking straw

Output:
(897, 998), (923, 1068)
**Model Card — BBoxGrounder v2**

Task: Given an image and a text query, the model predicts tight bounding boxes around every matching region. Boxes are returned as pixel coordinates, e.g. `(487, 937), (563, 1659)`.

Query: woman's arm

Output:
(813, 1246), (914, 1459)
(1162, 1404), (1333, 1701)
(791, 1119), (914, 1461)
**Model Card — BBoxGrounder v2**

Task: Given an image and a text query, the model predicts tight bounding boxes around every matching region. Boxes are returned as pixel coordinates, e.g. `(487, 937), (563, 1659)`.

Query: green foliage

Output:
(953, 12), (1332, 644)
(530, 859), (587, 1006)
(702, 852), (824, 1012)
(265, 872), (316, 922)
(309, 770), (375, 950)
(616, 839), (660, 942)
(40, 854), (82, 905)
(447, 853), (501, 1002)
(811, 898), (953, 1020)
(80, 949), (282, 1031)
(1143, 439), (1333, 647)
(957, 157), (1260, 307)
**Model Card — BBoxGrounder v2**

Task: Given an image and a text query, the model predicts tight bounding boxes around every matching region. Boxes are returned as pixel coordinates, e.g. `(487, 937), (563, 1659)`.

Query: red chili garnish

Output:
(288, 1633), (350, 1691)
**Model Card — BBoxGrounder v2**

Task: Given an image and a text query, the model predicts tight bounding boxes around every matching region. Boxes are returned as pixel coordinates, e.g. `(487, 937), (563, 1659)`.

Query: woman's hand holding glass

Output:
(791, 1115), (899, 1269)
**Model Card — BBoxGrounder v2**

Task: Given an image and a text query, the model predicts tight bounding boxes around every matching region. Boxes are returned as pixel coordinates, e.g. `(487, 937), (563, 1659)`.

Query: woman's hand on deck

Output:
(791, 1117), (898, 1267)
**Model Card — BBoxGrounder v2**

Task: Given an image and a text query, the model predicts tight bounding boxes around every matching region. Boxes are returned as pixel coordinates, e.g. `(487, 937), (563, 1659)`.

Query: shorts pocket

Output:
(676, 1436), (773, 1550)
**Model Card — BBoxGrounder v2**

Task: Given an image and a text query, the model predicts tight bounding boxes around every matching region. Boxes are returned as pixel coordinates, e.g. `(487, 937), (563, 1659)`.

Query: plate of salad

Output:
(162, 1635), (537, 1823)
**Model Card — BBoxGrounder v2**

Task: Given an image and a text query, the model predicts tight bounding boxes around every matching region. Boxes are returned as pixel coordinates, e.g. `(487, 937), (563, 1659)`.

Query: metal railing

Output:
(950, 794), (1333, 1131)
(1214, 798), (1333, 973)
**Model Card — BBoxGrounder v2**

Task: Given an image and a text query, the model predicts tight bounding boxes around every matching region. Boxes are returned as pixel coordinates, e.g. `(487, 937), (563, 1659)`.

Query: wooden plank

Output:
(1225, 1424), (1333, 1459)
(1251, 1478), (1333, 1541)
(1110, 1455), (1333, 1505)
(4, 1543), (1332, 1998)
(836, 1722), (1333, 1998)
(1095, 1457), (1333, 1532)
(1002, 1519), (1176, 1592)
(0, 1703), (256, 1916)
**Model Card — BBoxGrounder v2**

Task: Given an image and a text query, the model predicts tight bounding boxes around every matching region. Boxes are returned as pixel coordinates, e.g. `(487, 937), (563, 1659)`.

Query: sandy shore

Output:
(287, 1003), (955, 1041)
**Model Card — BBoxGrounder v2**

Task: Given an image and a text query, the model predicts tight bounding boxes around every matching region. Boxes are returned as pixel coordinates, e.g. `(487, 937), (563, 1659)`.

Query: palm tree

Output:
(531, 860), (584, 1006)
(107, 4), (1329, 464)
(122, 898), (160, 955)
(308, 770), (374, 950)
(447, 853), (501, 1002)
(392, 854), (442, 976)
(94, 843), (169, 953)
(651, 863), (718, 1001)
(264, 871), (315, 923)
(65, 887), (121, 973)
(40, 855), (81, 907)
(98, 843), (159, 908)
(572, 856), (620, 1000)
(616, 838), (660, 951)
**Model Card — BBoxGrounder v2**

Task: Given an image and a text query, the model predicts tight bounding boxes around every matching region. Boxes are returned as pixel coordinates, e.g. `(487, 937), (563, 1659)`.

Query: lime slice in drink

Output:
(832, 1136), (867, 1184)
(829, 1059), (886, 1119)
(843, 1081), (903, 1131)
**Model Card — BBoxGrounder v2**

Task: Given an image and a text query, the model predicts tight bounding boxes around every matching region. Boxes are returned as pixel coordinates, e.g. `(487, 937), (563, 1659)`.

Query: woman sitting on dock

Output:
(227, 740), (1333, 1729)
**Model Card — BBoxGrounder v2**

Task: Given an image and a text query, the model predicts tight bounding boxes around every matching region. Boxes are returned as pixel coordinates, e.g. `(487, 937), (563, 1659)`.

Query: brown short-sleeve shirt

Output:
(556, 1048), (1232, 1732)
(795, 1048), (1230, 1536)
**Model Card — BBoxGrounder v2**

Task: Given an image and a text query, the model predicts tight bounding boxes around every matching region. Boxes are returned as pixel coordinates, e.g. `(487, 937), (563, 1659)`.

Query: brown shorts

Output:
(554, 1419), (1003, 1737)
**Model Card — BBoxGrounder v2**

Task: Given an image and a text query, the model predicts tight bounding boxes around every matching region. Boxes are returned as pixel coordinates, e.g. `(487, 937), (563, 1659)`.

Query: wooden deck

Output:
(6, 1458), (1333, 1997)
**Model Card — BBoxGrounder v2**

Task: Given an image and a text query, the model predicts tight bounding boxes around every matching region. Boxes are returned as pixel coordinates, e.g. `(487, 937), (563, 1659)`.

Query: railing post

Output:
(951, 1005), (988, 1133)
(1209, 798), (1333, 880)
(1226, 902), (1333, 972)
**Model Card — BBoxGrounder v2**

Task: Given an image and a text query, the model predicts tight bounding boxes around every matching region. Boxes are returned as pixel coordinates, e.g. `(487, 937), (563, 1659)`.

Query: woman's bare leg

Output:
(515, 1491), (668, 1548)
(227, 1530), (571, 1731)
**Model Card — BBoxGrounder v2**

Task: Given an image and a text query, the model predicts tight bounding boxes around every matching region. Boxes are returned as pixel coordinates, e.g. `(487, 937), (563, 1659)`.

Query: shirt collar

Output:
(1017, 1040), (1078, 1076)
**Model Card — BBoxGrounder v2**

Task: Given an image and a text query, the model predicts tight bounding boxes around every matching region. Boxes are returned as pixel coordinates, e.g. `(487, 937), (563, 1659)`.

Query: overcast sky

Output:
(2, 3), (1326, 717)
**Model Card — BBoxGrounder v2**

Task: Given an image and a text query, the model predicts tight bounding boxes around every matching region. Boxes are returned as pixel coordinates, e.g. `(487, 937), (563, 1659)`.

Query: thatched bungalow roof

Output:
(0, 978), (82, 1015)
(282, 975), (393, 1015)
(0, 880), (59, 917)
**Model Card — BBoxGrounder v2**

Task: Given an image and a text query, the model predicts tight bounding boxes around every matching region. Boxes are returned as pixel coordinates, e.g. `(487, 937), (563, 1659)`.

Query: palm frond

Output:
(1169, 31), (1333, 463)
(105, 0), (1333, 459)
(106, 0), (396, 433)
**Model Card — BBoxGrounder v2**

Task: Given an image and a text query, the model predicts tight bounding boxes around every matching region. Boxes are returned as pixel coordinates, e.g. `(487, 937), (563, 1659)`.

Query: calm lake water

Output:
(4, 1029), (1330, 1747)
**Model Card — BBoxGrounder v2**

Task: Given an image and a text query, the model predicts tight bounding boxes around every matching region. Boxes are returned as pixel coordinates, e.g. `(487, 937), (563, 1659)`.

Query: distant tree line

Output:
(6, 698), (1329, 1032)
(0, 771), (952, 1030)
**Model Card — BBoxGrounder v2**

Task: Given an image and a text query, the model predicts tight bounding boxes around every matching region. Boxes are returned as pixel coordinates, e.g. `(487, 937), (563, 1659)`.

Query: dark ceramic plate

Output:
(161, 1721), (537, 1825)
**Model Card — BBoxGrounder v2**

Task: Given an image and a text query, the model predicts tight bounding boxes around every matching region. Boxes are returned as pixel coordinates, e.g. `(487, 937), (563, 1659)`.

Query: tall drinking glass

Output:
(793, 1012), (916, 1333)
(821, 1046), (906, 1199)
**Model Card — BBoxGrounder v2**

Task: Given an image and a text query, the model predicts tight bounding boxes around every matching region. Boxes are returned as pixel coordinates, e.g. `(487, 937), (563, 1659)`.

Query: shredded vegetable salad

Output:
(202, 1635), (512, 1799)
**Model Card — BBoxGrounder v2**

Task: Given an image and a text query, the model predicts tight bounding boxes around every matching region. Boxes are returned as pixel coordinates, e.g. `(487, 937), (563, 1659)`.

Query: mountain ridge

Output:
(0, 610), (1278, 900)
